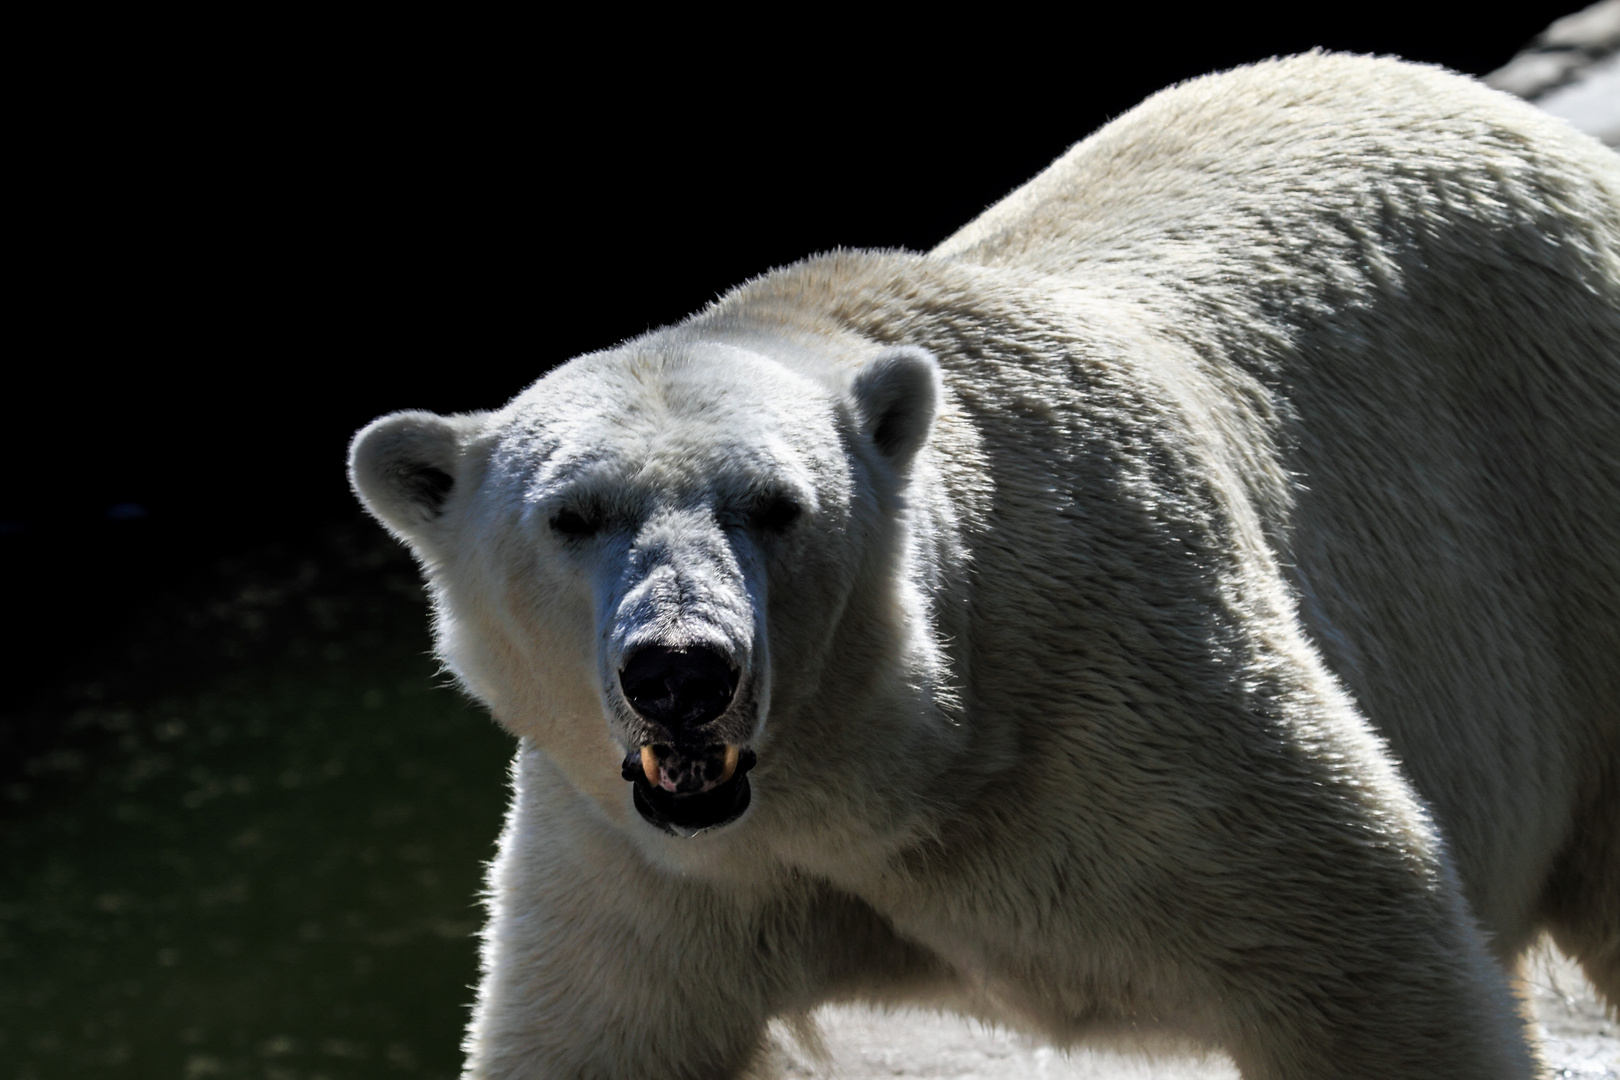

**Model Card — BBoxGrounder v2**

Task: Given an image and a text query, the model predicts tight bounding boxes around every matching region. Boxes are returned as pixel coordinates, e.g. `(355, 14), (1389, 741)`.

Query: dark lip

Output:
(623, 749), (757, 837)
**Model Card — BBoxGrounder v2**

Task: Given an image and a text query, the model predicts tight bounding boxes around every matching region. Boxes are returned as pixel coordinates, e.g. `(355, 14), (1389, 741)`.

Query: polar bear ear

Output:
(848, 345), (942, 471)
(348, 410), (487, 544)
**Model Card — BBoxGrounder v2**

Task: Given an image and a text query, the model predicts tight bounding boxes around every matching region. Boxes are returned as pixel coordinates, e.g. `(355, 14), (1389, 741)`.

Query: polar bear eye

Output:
(753, 494), (802, 533)
(550, 508), (598, 537)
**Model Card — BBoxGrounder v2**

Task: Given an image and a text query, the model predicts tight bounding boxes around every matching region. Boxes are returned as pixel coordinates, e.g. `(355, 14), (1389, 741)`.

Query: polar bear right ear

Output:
(348, 410), (487, 545)
(848, 345), (942, 472)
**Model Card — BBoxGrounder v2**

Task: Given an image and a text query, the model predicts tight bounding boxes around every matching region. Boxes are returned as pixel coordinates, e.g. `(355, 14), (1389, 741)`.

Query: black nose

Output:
(619, 646), (739, 730)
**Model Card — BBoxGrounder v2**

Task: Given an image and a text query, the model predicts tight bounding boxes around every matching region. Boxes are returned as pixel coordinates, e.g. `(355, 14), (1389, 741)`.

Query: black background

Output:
(7, 5), (1577, 684)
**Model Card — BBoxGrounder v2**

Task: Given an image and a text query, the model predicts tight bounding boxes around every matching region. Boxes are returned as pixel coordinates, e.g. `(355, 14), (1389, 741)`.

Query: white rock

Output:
(1488, 0), (1620, 147)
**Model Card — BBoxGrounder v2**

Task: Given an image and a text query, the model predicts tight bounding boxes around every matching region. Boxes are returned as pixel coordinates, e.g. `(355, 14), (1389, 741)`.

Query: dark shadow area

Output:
(4, 9), (1581, 1078)
(1, 521), (513, 1076)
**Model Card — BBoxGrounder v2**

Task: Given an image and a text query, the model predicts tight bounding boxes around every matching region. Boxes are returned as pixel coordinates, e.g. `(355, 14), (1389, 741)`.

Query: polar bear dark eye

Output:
(753, 495), (802, 532)
(550, 508), (598, 537)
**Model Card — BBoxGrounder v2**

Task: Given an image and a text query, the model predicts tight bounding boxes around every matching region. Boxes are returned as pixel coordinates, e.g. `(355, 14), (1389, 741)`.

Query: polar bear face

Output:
(350, 334), (943, 847)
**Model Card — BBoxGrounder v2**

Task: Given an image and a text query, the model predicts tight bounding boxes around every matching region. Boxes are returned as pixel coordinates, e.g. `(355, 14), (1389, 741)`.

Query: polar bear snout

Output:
(616, 645), (760, 836)
(619, 646), (739, 732)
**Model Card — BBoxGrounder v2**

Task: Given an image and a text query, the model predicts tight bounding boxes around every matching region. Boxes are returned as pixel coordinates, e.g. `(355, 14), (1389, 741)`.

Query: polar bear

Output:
(349, 53), (1620, 1080)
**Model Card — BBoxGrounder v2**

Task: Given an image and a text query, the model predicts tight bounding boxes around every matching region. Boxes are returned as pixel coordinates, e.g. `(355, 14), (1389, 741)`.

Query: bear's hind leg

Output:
(1540, 761), (1620, 1015)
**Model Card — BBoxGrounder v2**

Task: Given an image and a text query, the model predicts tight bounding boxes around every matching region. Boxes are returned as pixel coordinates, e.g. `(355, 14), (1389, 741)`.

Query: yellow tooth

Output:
(640, 745), (660, 786)
(719, 744), (741, 784)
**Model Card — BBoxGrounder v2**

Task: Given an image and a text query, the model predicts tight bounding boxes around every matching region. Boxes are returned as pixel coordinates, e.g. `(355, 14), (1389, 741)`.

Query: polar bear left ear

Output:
(348, 409), (488, 547)
(848, 345), (942, 471)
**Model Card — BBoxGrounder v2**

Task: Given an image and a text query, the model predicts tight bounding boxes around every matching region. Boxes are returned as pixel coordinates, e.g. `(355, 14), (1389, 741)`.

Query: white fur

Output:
(350, 53), (1620, 1079)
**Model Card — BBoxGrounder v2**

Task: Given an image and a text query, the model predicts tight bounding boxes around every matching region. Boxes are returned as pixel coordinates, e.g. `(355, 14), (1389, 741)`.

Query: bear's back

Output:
(934, 52), (1620, 296)
(938, 51), (1620, 953)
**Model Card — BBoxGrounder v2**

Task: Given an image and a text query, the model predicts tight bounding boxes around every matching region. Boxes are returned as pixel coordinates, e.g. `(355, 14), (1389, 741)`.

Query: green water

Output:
(1, 526), (515, 1079)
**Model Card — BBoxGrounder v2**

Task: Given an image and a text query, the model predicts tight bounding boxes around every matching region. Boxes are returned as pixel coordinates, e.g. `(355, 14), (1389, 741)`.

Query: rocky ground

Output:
(783, 946), (1616, 1078)
(1486, 0), (1620, 148)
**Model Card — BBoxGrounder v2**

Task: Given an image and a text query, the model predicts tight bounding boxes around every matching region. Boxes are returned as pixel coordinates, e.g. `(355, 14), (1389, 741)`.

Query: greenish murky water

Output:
(0, 525), (515, 1079)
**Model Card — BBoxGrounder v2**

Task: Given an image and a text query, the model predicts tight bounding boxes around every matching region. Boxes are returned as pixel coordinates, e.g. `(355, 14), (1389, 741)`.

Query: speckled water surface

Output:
(0, 524), (515, 1079)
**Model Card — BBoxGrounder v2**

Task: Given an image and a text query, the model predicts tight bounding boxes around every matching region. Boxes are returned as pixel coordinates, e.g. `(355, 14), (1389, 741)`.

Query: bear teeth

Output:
(636, 743), (744, 792)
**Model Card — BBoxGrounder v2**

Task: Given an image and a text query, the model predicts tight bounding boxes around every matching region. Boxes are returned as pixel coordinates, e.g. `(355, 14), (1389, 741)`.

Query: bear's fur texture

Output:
(350, 54), (1620, 1079)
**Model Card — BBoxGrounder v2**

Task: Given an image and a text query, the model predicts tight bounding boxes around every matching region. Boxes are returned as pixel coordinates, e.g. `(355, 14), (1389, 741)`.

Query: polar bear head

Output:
(350, 329), (946, 850)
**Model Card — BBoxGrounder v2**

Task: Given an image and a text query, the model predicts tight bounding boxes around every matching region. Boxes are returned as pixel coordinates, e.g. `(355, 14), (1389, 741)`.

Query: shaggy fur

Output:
(349, 53), (1620, 1079)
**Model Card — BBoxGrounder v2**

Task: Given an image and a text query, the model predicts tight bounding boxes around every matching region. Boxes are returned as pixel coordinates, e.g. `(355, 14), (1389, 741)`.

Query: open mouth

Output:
(620, 743), (757, 837)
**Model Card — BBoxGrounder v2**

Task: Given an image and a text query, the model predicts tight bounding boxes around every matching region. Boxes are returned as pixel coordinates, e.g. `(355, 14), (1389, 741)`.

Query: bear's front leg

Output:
(462, 745), (939, 1080)
(1206, 865), (1538, 1080)
(462, 748), (778, 1079)
(1173, 733), (1541, 1079)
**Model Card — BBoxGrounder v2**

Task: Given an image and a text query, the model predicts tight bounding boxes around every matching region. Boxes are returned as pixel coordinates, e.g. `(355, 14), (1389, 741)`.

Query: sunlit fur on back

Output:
(349, 53), (1620, 1079)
